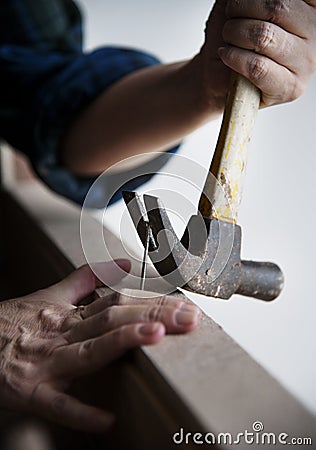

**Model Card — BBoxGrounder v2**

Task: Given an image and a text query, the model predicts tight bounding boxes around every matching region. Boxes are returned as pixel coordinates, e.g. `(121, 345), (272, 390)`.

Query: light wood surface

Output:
(2, 181), (315, 449)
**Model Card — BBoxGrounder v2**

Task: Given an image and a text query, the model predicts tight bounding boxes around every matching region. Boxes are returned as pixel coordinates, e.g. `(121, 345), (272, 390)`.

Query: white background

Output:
(78, 0), (316, 415)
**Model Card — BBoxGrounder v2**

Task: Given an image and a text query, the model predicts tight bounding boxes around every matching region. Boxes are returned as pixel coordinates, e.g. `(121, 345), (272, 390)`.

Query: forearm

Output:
(62, 0), (316, 176)
(61, 55), (225, 175)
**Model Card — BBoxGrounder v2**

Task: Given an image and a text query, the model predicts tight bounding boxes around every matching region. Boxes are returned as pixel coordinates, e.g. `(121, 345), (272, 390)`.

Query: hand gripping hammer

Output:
(123, 73), (284, 301)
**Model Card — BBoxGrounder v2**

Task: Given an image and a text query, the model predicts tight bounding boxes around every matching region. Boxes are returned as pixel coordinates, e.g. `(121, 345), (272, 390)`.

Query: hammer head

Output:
(123, 191), (284, 301)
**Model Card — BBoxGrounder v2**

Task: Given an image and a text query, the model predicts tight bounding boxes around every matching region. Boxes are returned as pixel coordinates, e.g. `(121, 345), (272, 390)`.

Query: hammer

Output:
(123, 73), (284, 301)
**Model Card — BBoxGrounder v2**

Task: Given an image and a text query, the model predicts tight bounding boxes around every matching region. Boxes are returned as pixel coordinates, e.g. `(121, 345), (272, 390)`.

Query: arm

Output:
(61, 58), (220, 175)
(62, 0), (316, 175)
(0, 261), (200, 432)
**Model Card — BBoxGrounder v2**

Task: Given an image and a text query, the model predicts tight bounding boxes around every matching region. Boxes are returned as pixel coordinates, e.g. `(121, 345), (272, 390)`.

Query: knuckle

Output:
(278, 37), (293, 61)
(247, 57), (268, 82)
(14, 334), (28, 353)
(288, 78), (305, 102)
(100, 307), (113, 328)
(112, 326), (125, 346)
(306, 51), (316, 74)
(38, 308), (63, 333)
(264, 0), (290, 23)
(250, 22), (275, 53)
(13, 361), (34, 379)
(5, 361), (36, 395)
(46, 336), (67, 355)
(154, 295), (169, 307)
(155, 295), (183, 309)
(143, 306), (163, 323)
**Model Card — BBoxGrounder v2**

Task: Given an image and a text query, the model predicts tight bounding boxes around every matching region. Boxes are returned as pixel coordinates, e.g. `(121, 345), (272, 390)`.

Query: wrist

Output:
(183, 51), (227, 117)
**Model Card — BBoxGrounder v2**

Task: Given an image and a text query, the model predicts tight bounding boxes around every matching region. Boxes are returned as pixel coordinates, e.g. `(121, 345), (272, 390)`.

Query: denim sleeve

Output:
(0, 45), (179, 205)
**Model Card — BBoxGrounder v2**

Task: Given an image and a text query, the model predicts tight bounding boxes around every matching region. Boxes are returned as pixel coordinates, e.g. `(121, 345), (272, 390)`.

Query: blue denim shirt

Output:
(0, 0), (178, 205)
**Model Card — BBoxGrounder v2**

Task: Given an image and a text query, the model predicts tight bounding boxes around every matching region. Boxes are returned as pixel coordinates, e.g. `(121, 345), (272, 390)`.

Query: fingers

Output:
(46, 260), (131, 306)
(203, 0), (316, 108)
(218, 0), (316, 106)
(218, 45), (303, 106)
(31, 383), (114, 433)
(65, 302), (200, 343)
(222, 19), (308, 74)
(51, 322), (165, 378)
(226, 0), (314, 38)
(81, 289), (185, 319)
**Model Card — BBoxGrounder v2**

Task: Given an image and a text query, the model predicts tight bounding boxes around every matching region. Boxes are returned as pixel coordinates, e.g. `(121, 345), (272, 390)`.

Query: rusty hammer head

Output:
(123, 191), (284, 301)
(122, 74), (285, 301)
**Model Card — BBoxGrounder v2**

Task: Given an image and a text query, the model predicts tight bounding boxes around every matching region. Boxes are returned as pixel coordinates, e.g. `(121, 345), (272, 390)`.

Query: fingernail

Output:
(175, 309), (198, 326)
(139, 323), (161, 336)
(180, 302), (199, 313)
(218, 46), (227, 57)
(115, 259), (131, 273)
(90, 413), (116, 434)
(105, 415), (117, 433)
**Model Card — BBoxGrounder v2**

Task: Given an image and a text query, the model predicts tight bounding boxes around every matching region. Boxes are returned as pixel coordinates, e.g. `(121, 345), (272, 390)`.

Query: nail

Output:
(218, 46), (227, 57)
(175, 309), (198, 326)
(105, 415), (117, 433)
(139, 323), (161, 336)
(180, 302), (199, 313)
(115, 259), (131, 273)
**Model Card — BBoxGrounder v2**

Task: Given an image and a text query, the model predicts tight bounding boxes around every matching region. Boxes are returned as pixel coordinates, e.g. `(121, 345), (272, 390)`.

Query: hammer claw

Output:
(123, 191), (284, 301)
(122, 191), (157, 251)
(123, 191), (200, 286)
(143, 194), (180, 252)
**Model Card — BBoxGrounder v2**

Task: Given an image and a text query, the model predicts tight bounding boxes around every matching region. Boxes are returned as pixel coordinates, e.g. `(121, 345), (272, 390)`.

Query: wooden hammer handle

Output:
(199, 73), (261, 223)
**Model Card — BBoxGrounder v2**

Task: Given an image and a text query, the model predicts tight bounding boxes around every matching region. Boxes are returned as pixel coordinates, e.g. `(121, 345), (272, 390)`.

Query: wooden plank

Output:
(2, 181), (316, 449)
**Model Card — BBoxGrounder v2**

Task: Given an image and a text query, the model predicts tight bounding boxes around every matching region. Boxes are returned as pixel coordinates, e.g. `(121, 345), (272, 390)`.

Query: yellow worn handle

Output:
(199, 73), (261, 223)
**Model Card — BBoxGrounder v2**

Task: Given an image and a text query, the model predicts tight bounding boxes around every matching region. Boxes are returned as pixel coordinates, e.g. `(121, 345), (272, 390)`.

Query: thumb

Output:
(203, 0), (228, 55)
(199, 0), (231, 106)
(47, 259), (131, 305)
